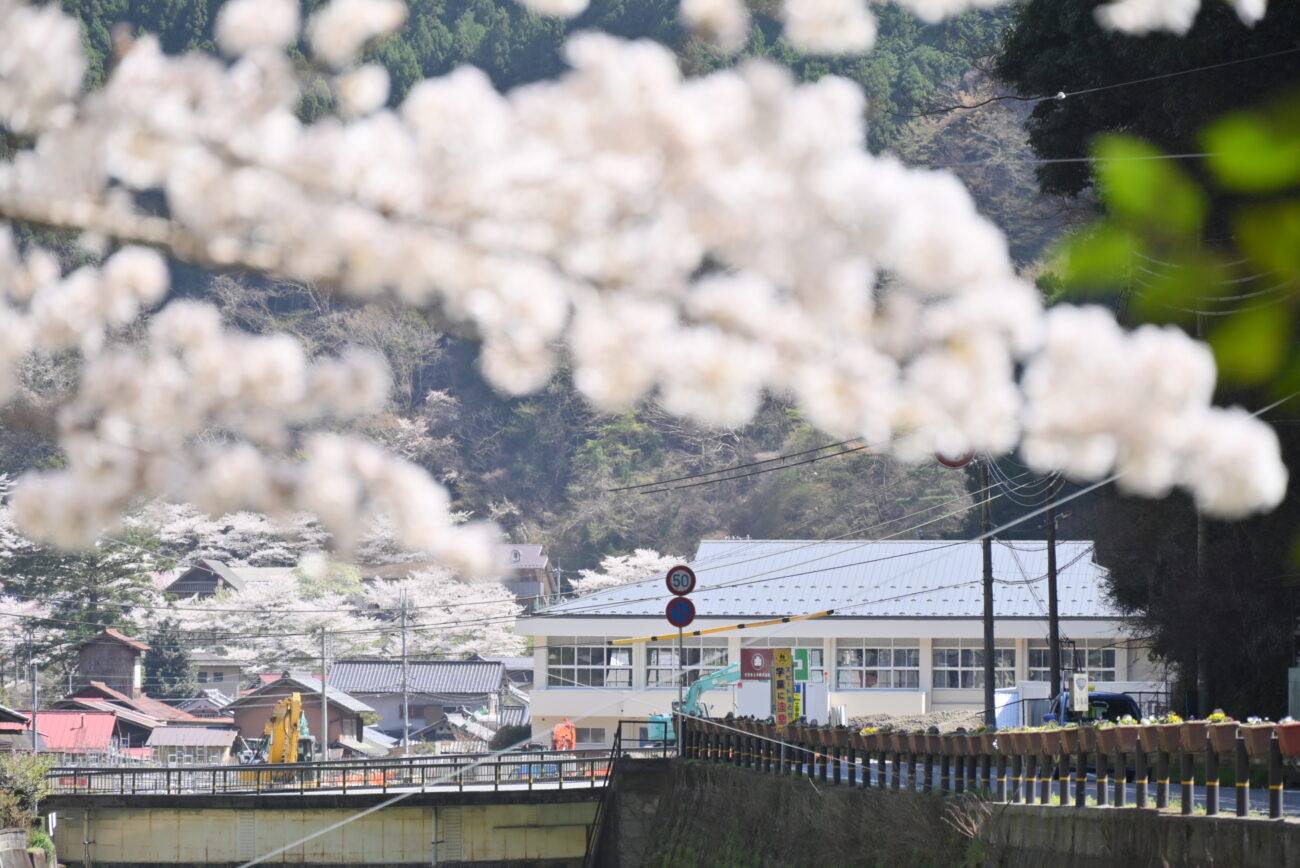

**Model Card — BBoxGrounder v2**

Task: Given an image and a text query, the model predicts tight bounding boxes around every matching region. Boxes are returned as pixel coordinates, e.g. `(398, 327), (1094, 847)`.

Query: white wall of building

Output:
(522, 621), (1162, 746)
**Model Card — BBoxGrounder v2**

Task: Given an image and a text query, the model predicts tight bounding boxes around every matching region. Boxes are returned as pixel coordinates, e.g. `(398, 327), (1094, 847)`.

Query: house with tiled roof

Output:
(329, 659), (510, 738)
(518, 538), (1164, 746)
(161, 559), (294, 598)
(224, 671), (375, 760)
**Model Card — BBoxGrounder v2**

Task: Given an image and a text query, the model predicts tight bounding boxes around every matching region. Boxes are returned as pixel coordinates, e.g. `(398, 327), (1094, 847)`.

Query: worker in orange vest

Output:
(552, 717), (576, 751)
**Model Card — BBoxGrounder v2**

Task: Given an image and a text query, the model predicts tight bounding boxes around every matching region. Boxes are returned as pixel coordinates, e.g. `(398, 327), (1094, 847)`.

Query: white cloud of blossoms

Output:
(0, 0), (1287, 566)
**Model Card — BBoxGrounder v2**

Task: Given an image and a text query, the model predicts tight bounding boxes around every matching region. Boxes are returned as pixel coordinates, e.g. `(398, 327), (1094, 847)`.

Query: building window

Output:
(1028, 640), (1117, 683)
(932, 640), (1015, 689)
(575, 727), (606, 745)
(546, 638), (632, 688)
(646, 639), (727, 687)
(212, 671), (224, 682)
(835, 639), (920, 689)
(198, 671), (208, 683)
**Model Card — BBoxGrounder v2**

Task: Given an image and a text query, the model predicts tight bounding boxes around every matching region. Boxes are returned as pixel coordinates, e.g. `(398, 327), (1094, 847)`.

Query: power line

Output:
(631, 441), (876, 493)
(606, 438), (860, 492)
(906, 45), (1300, 119)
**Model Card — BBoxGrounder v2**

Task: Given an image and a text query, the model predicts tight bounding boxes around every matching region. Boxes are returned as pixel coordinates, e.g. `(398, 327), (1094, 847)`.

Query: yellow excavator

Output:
(240, 692), (310, 780)
(264, 691), (305, 763)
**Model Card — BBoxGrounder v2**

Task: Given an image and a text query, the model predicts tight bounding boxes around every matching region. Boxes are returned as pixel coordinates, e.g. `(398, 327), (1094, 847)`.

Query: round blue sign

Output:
(665, 596), (696, 628)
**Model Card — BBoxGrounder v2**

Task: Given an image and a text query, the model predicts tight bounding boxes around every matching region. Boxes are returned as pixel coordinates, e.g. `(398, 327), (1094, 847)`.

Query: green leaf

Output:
(1209, 305), (1292, 385)
(1204, 112), (1300, 193)
(1092, 134), (1207, 238)
(1235, 199), (1300, 280)
(1055, 222), (1140, 288)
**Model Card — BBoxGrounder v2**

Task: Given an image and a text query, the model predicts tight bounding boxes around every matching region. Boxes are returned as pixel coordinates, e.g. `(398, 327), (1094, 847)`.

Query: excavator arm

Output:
(673, 663), (741, 717)
(263, 692), (303, 763)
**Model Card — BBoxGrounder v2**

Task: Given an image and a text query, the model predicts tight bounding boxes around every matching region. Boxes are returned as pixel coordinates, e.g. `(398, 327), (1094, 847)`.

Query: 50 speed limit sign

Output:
(665, 564), (696, 596)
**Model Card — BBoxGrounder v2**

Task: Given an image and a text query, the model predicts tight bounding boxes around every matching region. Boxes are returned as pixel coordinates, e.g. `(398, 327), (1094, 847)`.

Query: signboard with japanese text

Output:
(771, 647), (795, 727)
(742, 648), (773, 680)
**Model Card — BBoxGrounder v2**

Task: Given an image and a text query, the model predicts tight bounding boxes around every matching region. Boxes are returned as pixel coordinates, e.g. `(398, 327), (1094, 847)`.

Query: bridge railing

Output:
(678, 716), (1297, 820)
(46, 748), (615, 796)
(45, 720), (678, 797)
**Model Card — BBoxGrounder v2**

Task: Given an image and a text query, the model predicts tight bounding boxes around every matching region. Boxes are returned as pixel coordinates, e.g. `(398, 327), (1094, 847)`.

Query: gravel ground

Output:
(849, 709), (986, 732)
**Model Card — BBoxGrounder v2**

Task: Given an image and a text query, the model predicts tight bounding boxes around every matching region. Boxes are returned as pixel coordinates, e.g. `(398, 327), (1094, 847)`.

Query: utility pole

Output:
(1046, 480), (1061, 701)
(401, 589), (411, 757)
(980, 459), (996, 728)
(320, 629), (329, 762)
(27, 629), (38, 754)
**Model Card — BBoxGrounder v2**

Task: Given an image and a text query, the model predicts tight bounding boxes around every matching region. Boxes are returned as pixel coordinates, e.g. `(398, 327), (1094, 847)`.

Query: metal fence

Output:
(46, 749), (614, 796)
(46, 720), (677, 797)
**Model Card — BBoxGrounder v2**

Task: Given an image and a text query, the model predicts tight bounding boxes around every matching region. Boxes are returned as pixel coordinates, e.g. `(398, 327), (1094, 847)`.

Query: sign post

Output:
(664, 594), (696, 721)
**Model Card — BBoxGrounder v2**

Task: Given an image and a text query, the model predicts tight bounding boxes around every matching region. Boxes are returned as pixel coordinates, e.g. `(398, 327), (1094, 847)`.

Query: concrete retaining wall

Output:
(596, 760), (1300, 868)
(980, 804), (1300, 867)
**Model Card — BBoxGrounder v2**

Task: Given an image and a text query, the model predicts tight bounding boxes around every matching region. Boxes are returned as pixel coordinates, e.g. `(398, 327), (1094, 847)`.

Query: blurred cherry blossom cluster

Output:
(1094, 0), (1266, 34)
(520, 0), (1263, 52)
(0, 0), (1288, 569)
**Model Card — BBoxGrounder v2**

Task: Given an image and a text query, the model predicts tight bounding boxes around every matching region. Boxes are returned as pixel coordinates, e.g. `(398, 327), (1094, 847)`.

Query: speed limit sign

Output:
(665, 564), (696, 596)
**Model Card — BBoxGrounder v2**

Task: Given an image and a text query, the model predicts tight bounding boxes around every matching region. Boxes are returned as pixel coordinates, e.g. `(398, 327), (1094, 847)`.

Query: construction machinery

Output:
(672, 662), (741, 718)
(239, 692), (310, 765)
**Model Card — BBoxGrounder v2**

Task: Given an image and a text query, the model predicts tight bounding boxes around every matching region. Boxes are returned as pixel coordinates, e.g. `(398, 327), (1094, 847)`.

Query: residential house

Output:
(25, 710), (123, 763)
(161, 560), (293, 598)
(50, 697), (162, 750)
(328, 659), (509, 737)
(145, 726), (239, 765)
(517, 539), (1165, 747)
(479, 654), (535, 691)
(495, 544), (558, 613)
(76, 628), (149, 697)
(191, 652), (244, 695)
(224, 671), (376, 760)
(176, 689), (235, 719)
(0, 702), (41, 752)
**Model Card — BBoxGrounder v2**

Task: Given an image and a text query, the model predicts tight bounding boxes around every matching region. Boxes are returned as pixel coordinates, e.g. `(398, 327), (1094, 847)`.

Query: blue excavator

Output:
(647, 663), (743, 744)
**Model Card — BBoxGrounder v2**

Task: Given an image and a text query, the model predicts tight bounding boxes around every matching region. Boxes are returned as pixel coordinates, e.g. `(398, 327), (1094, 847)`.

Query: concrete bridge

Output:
(41, 747), (638, 867)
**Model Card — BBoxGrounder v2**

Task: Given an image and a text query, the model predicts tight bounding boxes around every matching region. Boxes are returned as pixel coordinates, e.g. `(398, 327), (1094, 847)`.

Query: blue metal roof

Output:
(536, 539), (1116, 620)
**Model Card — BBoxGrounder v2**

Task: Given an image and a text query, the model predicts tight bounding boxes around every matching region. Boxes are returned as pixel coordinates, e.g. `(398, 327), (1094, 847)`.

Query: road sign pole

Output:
(678, 625), (684, 721)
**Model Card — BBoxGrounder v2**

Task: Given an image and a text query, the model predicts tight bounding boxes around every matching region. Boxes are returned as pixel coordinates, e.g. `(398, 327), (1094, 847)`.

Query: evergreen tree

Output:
(142, 617), (198, 700)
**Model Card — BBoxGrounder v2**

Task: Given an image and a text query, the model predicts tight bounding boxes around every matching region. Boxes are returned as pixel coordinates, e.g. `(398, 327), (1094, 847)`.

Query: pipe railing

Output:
(678, 717), (1296, 820)
(46, 720), (677, 797)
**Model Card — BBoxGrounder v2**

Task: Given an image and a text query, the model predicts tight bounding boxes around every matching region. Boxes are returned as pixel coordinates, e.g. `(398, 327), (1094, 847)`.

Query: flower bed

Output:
(1240, 723), (1275, 758)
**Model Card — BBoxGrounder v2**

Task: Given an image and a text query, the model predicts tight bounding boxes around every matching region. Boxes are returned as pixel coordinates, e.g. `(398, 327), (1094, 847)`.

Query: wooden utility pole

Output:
(981, 459), (996, 727)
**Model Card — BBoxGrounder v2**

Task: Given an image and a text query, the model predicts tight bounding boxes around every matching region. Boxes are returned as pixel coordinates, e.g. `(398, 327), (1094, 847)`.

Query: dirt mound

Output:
(849, 708), (985, 732)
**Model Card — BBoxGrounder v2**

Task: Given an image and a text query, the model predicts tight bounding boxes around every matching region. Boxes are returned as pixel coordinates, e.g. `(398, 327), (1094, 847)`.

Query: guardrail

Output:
(46, 720), (678, 797)
(679, 717), (1297, 820)
(47, 749), (615, 796)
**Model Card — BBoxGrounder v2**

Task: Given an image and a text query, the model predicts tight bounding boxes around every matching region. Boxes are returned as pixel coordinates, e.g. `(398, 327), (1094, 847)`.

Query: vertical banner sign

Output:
(793, 649), (808, 682)
(771, 647), (795, 728)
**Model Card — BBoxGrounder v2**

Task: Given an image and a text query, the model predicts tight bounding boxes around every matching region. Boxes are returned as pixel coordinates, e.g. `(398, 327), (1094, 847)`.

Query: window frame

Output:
(932, 639), (1016, 689)
(1027, 640), (1118, 683)
(545, 638), (633, 689)
(645, 638), (729, 688)
(834, 638), (920, 690)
